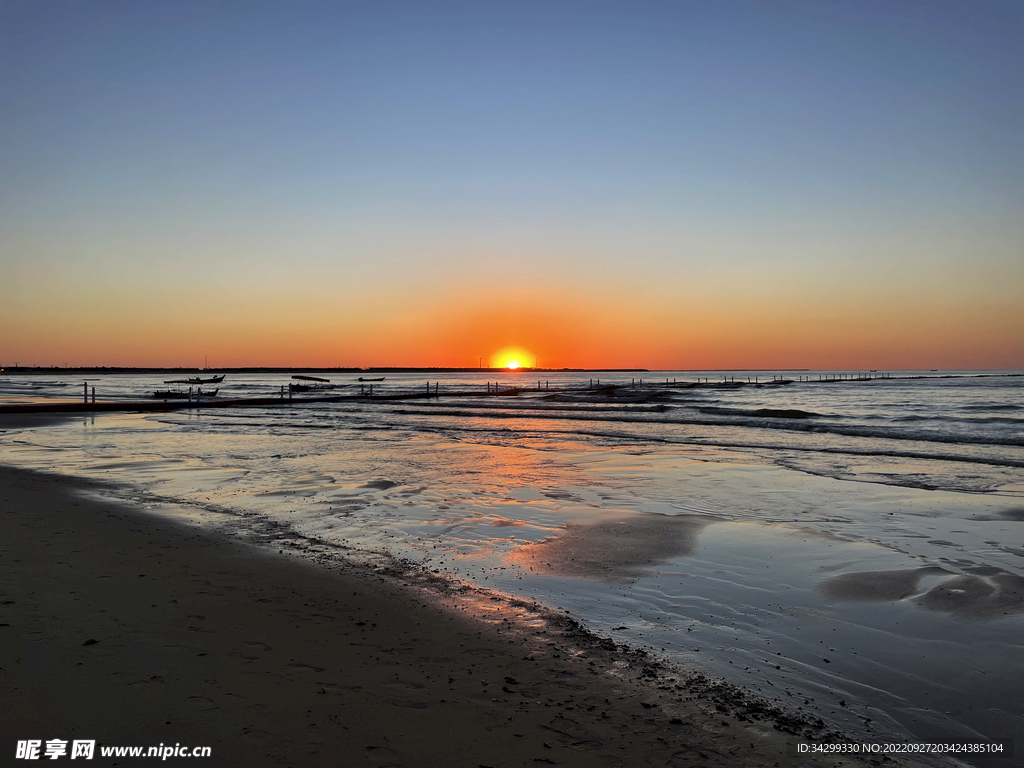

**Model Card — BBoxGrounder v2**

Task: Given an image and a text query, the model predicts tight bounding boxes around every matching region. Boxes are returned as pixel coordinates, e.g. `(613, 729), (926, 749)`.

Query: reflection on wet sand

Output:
(507, 512), (715, 582)
(819, 566), (951, 601)
(819, 566), (1024, 619)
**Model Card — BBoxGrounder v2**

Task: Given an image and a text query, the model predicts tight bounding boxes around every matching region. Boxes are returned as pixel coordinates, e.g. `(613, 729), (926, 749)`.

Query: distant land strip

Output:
(0, 367), (656, 374)
(0, 367), (864, 375)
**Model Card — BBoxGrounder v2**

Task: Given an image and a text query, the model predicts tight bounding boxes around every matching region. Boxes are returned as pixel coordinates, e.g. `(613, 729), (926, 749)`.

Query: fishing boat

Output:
(153, 389), (190, 399)
(357, 376), (385, 382)
(164, 374), (225, 385)
(197, 388), (218, 398)
(290, 374), (336, 392)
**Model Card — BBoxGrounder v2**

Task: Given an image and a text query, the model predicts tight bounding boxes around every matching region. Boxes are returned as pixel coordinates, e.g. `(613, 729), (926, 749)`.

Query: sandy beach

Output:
(0, 462), (898, 767)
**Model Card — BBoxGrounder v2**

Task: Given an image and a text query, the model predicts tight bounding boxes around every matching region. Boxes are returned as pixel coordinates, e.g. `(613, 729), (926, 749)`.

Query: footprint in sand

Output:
(242, 729), (279, 747)
(186, 696), (218, 711)
(364, 745), (399, 765)
(382, 680), (426, 692)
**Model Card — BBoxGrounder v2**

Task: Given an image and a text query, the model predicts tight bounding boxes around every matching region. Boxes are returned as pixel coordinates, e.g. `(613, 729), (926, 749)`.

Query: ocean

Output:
(2, 369), (1021, 765)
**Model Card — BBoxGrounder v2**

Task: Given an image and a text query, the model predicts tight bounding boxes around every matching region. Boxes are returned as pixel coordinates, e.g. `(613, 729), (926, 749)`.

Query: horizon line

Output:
(2, 366), (1021, 374)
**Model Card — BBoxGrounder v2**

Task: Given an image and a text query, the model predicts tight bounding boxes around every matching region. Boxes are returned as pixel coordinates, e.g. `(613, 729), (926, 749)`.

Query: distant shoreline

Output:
(4, 366), (1020, 376)
(6, 366), (924, 375)
(1, 366), (658, 375)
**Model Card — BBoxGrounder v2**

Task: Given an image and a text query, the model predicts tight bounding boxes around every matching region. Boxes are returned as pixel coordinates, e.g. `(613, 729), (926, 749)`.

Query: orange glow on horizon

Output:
(1, 278), (1020, 370)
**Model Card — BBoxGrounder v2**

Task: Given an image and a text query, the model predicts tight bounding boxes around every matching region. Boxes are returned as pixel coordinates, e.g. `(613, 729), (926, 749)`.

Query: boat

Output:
(197, 388), (218, 398)
(164, 374), (225, 385)
(290, 374), (336, 392)
(358, 376), (385, 382)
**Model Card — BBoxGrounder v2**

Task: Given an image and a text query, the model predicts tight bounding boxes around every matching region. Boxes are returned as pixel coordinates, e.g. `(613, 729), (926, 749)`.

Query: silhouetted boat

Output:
(290, 374), (335, 392)
(358, 377), (385, 382)
(197, 388), (218, 398)
(164, 374), (225, 385)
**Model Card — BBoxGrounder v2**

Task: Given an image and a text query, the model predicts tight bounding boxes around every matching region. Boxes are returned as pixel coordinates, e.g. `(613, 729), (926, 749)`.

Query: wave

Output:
(386, 405), (1024, 449)
(697, 406), (825, 419)
(892, 414), (1024, 425)
(383, 417), (1024, 471)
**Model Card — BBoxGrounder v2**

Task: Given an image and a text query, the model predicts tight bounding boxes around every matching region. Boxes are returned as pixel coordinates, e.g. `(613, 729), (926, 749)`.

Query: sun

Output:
(490, 347), (533, 370)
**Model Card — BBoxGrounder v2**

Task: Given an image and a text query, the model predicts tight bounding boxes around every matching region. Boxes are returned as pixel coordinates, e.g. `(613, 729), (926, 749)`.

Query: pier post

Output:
(91, 387), (95, 404)
(83, 382), (88, 404)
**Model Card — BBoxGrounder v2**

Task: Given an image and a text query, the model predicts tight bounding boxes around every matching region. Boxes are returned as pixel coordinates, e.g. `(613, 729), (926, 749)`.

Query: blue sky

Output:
(2, 0), (1021, 367)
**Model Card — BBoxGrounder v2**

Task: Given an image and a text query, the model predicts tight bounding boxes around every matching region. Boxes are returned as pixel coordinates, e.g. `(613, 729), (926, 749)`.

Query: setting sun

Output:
(491, 347), (533, 370)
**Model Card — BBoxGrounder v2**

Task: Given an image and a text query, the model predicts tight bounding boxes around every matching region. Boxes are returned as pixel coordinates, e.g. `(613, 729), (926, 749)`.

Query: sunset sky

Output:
(2, 0), (1021, 369)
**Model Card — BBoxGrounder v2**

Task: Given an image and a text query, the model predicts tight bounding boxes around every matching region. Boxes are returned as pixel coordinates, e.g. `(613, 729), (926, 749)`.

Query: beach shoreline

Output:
(0, 463), (898, 767)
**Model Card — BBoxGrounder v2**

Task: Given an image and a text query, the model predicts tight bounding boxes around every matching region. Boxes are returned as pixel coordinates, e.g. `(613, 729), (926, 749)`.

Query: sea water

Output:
(1, 370), (1021, 765)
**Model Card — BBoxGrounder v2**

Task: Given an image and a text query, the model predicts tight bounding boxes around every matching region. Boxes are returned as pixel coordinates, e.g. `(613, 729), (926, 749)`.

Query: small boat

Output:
(153, 390), (189, 399)
(290, 383), (336, 392)
(164, 374), (225, 385)
(290, 374), (335, 392)
(197, 388), (218, 398)
(358, 376), (385, 382)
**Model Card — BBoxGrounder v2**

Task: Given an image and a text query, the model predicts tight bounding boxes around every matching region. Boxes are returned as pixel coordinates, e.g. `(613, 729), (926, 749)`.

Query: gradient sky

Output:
(2, 0), (1021, 369)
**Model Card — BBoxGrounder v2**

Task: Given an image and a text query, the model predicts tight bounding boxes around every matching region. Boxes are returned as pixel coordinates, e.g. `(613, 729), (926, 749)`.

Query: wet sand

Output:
(507, 513), (714, 582)
(0, 465), (892, 767)
(818, 566), (1024, 619)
